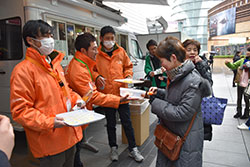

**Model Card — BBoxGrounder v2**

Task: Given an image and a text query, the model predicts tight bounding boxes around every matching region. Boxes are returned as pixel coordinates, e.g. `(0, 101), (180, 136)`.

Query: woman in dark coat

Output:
(149, 37), (211, 167)
(183, 39), (213, 141)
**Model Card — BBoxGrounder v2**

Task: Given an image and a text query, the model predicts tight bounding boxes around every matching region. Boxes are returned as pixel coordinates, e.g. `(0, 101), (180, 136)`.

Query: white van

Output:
(116, 28), (145, 79)
(0, 0), (144, 130)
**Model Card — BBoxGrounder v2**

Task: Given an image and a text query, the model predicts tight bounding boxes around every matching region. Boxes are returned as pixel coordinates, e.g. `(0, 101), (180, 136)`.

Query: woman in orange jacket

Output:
(10, 20), (83, 167)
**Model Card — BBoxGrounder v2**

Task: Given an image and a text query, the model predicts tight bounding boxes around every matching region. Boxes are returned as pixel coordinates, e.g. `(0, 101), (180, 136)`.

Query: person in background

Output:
(149, 36), (211, 167)
(225, 47), (250, 119)
(208, 51), (216, 69)
(144, 39), (167, 88)
(94, 26), (144, 162)
(0, 115), (14, 167)
(183, 39), (213, 85)
(232, 51), (241, 87)
(10, 20), (84, 167)
(183, 39), (213, 141)
(65, 33), (130, 167)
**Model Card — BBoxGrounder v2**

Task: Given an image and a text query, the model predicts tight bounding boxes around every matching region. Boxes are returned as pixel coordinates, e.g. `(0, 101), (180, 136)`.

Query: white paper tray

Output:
(56, 109), (105, 127)
(120, 87), (146, 99)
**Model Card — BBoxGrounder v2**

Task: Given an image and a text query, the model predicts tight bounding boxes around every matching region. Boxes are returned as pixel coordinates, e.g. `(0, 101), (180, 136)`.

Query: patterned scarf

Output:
(166, 60), (189, 81)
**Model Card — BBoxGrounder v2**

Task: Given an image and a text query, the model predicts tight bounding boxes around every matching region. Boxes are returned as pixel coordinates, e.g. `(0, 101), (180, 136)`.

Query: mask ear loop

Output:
(31, 37), (40, 42)
(30, 37), (41, 51)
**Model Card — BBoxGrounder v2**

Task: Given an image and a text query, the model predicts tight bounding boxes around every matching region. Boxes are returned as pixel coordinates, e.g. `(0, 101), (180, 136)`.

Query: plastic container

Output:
(153, 68), (163, 75)
(120, 88), (146, 99)
(82, 82), (94, 103)
(129, 99), (149, 114)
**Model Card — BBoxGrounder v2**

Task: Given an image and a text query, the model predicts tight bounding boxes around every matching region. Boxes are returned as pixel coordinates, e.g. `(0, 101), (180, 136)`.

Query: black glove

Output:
(149, 95), (156, 104)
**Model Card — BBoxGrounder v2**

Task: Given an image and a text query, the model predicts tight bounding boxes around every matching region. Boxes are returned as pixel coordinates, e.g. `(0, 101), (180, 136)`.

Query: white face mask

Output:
(33, 37), (54, 55)
(103, 40), (115, 49)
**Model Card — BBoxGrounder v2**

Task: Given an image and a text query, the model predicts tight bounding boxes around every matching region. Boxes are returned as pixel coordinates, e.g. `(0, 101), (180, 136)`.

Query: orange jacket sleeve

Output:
(10, 69), (54, 132)
(122, 50), (133, 78)
(69, 67), (120, 109)
(66, 81), (82, 108)
(92, 64), (100, 82)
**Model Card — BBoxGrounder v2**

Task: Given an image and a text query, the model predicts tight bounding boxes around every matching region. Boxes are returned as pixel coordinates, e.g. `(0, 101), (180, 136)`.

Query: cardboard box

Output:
(122, 99), (150, 146)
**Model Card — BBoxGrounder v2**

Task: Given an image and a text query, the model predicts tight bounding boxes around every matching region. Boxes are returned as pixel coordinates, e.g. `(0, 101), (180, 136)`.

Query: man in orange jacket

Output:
(10, 20), (84, 167)
(65, 33), (130, 110)
(95, 26), (144, 162)
(65, 33), (129, 167)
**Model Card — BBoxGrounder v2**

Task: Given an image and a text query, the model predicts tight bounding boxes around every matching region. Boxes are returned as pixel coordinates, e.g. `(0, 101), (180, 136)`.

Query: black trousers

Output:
(233, 70), (237, 85)
(101, 103), (136, 151)
(39, 145), (76, 167)
(74, 141), (83, 167)
(204, 124), (212, 141)
(237, 85), (250, 116)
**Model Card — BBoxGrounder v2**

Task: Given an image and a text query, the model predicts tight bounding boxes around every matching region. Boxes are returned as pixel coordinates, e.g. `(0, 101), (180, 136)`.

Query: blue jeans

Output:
(246, 117), (250, 127)
(101, 103), (136, 151)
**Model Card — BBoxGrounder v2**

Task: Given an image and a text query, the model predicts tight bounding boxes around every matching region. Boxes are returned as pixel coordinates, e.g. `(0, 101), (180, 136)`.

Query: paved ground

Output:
(10, 59), (250, 167)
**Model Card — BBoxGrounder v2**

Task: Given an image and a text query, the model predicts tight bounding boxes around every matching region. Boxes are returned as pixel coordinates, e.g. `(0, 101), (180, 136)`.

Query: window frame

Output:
(0, 17), (23, 61)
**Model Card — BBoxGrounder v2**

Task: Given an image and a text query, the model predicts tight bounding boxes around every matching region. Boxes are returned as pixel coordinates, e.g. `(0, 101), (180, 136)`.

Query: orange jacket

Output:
(65, 51), (120, 109)
(96, 44), (133, 99)
(10, 48), (83, 158)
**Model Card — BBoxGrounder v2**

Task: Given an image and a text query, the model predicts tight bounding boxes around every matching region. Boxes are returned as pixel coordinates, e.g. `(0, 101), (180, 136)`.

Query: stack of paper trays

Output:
(114, 78), (144, 84)
(56, 109), (105, 127)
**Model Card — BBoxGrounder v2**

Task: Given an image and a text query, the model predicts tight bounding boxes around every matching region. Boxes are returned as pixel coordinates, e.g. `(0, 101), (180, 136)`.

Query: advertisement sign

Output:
(209, 7), (236, 37)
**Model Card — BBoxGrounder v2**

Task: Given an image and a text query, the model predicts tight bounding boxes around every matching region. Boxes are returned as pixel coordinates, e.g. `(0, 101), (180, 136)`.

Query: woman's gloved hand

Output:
(149, 95), (156, 104)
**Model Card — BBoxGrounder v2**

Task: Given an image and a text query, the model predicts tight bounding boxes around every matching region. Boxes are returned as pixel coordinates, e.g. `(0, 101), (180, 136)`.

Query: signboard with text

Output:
(209, 7), (236, 37)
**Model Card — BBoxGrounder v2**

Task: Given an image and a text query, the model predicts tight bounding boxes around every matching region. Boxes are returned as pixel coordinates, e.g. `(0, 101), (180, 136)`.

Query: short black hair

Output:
(100, 26), (115, 37)
(146, 39), (157, 50)
(156, 36), (186, 63)
(75, 33), (96, 51)
(234, 50), (241, 56)
(22, 20), (53, 47)
(247, 47), (250, 52)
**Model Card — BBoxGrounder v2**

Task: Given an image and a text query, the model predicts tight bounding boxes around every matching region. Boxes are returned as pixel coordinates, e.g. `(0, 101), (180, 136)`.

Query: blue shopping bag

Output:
(201, 95), (228, 125)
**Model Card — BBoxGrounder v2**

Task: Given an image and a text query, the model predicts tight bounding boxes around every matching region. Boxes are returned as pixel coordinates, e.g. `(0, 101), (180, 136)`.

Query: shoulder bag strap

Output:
(182, 112), (198, 141)
(26, 56), (68, 98)
(74, 57), (93, 81)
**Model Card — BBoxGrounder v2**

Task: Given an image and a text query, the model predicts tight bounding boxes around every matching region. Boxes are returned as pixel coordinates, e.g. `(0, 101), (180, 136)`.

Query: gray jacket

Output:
(151, 60), (211, 167)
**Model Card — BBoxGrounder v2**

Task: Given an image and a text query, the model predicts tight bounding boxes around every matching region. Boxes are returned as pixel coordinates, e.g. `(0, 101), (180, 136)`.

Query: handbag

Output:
(201, 94), (228, 125)
(154, 113), (197, 161)
(235, 67), (250, 87)
(239, 69), (249, 87)
(234, 68), (242, 84)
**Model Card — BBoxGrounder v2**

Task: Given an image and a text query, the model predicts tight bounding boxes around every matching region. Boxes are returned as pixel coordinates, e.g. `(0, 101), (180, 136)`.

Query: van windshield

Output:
(0, 17), (23, 60)
(131, 39), (143, 59)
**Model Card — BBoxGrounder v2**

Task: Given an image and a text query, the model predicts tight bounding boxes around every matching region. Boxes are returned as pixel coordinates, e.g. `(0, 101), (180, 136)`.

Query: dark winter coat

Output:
(151, 60), (212, 167)
(195, 59), (213, 141)
(195, 59), (213, 86)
